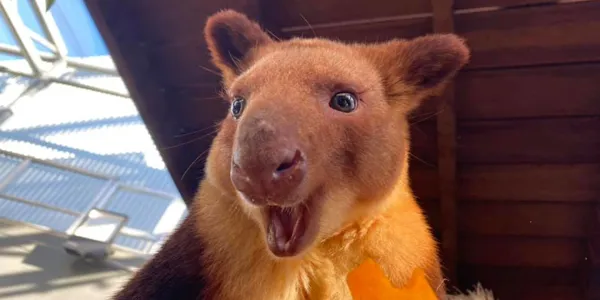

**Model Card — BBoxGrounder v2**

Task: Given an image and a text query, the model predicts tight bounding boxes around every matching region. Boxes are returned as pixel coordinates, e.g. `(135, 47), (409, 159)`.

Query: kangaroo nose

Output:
(231, 146), (306, 206)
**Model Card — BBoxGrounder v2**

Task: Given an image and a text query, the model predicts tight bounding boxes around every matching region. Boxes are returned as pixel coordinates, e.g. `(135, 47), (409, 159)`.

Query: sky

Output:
(0, 0), (108, 60)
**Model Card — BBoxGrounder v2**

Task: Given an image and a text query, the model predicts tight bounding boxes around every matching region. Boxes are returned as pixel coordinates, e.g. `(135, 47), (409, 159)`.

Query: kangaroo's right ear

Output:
(204, 10), (274, 81)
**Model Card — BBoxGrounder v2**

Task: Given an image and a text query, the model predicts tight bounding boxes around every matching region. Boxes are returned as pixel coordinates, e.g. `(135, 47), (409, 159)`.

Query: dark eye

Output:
(231, 97), (246, 119)
(329, 92), (357, 113)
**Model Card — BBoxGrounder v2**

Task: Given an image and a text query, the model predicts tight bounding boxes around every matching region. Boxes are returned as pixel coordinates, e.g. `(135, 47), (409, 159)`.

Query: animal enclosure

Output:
(84, 0), (600, 299)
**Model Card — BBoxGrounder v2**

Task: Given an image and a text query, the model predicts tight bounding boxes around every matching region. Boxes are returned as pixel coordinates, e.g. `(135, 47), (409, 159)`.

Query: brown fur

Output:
(113, 216), (209, 299)
(114, 10), (469, 300)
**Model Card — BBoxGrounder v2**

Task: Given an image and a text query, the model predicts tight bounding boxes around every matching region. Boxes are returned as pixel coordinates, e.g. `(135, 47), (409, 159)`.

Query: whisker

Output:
(408, 152), (435, 168)
(181, 148), (211, 180)
(409, 107), (445, 126)
(199, 65), (222, 77)
(173, 123), (220, 138)
(265, 28), (282, 41)
(410, 110), (435, 121)
(409, 123), (427, 137)
(162, 129), (219, 150)
(299, 14), (317, 37)
(436, 278), (450, 293)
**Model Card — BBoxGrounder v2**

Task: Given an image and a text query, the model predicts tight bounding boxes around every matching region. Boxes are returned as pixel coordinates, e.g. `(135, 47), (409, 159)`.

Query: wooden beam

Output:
(431, 0), (459, 286)
(456, 1), (600, 70)
(586, 205), (600, 299)
(84, 0), (196, 203)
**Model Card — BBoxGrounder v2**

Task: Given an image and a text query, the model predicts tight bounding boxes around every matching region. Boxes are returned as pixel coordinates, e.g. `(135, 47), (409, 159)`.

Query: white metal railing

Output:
(0, 0), (129, 98)
(0, 0), (180, 255)
(0, 148), (179, 254)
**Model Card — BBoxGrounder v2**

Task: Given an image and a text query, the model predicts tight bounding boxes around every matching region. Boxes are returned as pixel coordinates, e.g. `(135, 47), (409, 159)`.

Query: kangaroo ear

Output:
(370, 34), (470, 112)
(399, 34), (470, 90)
(204, 10), (274, 79)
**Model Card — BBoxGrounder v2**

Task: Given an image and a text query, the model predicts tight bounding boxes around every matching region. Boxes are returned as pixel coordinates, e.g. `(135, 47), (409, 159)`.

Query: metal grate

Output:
(0, 0), (185, 255)
(0, 148), (179, 254)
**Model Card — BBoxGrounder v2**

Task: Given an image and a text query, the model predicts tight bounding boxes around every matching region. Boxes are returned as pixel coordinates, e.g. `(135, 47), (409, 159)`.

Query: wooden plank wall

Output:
(455, 1), (600, 299)
(264, 0), (600, 299)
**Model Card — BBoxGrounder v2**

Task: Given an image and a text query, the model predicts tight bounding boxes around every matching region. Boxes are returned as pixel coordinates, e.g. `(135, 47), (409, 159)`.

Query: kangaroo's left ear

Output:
(204, 10), (274, 82)
(369, 34), (470, 111)
(398, 34), (470, 90)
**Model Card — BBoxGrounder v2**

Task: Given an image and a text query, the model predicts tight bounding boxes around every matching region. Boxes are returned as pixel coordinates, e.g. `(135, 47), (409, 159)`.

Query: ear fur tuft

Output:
(400, 34), (470, 90)
(204, 10), (273, 77)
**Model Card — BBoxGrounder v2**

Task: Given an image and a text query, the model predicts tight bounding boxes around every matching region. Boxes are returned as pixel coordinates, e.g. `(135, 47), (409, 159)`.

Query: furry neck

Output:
(191, 163), (429, 300)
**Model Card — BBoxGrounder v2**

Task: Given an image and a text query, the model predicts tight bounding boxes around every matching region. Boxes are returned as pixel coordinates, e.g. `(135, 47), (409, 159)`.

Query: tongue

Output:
(267, 206), (306, 256)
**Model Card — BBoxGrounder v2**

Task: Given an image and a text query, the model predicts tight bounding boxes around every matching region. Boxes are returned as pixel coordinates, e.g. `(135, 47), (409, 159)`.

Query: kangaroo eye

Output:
(329, 92), (357, 113)
(231, 97), (246, 119)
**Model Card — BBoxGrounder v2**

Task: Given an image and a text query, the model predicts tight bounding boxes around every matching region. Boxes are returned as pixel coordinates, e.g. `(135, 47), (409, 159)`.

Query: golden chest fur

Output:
(194, 177), (443, 300)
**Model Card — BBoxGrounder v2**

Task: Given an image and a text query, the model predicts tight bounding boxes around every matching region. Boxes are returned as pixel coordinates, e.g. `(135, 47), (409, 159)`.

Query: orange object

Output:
(347, 258), (438, 300)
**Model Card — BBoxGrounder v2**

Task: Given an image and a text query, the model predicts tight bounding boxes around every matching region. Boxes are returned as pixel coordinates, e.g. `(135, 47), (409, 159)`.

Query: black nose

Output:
(231, 146), (306, 206)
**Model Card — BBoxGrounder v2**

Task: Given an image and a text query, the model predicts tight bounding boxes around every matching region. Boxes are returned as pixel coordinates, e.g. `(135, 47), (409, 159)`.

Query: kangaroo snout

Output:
(230, 117), (307, 206)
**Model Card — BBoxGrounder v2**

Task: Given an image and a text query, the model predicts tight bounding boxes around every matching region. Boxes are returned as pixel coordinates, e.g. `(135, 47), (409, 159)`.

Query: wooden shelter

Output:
(84, 0), (600, 298)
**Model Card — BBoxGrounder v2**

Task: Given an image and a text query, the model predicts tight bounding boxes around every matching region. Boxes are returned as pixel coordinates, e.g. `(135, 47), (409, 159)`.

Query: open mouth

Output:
(266, 203), (312, 257)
